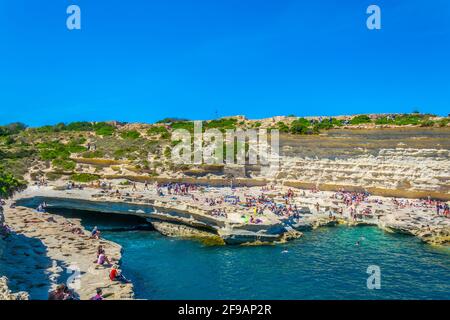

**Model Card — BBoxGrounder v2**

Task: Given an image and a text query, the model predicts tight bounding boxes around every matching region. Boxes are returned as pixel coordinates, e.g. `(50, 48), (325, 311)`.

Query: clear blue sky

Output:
(0, 0), (449, 126)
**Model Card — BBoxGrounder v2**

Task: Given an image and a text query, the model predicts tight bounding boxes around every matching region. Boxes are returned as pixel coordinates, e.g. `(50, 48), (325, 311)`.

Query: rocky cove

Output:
(1, 125), (449, 299)
(14, 183), (450, 246)
(1, 182), (450, 300)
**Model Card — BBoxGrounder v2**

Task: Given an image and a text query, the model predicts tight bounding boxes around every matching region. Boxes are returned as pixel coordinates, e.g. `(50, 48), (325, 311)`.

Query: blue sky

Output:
(0, 0), (449, 126)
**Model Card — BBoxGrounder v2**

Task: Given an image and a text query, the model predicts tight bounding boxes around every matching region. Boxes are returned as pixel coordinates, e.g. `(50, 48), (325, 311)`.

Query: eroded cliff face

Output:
(248, 128), (450, 200)
(275, 148), (450, 199)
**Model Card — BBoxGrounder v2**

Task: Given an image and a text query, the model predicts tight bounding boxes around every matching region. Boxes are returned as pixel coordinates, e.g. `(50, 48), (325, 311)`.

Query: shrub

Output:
(171, 121), (194, 132)
(120, 130), (140, 140)
(393, 114), (422, 125)
(0, 122), (27, 136)
(156, 117), (189, 124)
(290, 118), (311, 134)
(438, 118), (450, 127)
(420, 119), (435, 127)
(45, 172), (63, 181)
(350, 115), (372, 125)
(94, 122), (115, 136)
(204, 118), (237, 131)
(34, 123), (66, 133)
(65, 121), (93, 131)
(147, 126), (169, 137)
(81, 150), (104, 158)
(164, 147), (171, 158)
(71, 173), (100, 183)
(52, 159), (76, 171)
(67, 144), (87, 153)
(39, 148), (70, 160)
(276, 122), (290, 133)
(374, 116), (394, 125)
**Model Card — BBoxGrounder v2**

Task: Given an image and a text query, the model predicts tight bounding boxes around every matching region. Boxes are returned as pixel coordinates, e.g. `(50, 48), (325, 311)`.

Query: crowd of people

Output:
(393, 197), (450, 216)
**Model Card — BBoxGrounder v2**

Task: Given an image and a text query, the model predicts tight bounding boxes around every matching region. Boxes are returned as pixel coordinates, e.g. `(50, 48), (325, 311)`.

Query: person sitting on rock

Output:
(48, 284), (68, 300)
(90, 288), (104, 300)
(97, 252), (111, 266)
(109, 265), (129, 283)
(91, 226), (100, 239)
(95, 245), (111, 266)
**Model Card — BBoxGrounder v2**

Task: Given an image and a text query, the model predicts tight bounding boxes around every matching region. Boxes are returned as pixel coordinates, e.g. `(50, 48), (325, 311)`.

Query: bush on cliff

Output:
(147, 126), (170, 138)
(120, 130), (141, 140)
(70, 173), (100, 183)
(52, 159), (76, 171)
(350, 115), (372, 125)
(0, 123), (27, 136)
(94, 122), (116, 136)
(290, 118), (311, 134)
(0, 171), (26, 198)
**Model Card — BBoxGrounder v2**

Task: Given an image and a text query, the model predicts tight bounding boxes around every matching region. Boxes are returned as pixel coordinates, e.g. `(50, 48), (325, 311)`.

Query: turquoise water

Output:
(9, 199), (450, 299)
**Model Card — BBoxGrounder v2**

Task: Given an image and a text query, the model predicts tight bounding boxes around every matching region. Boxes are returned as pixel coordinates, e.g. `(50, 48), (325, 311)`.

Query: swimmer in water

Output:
(281, 250), (289, 253)
(355, 241), (360, 246)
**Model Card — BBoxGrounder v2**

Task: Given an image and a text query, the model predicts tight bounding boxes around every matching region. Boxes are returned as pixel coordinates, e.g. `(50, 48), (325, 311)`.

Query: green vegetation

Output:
(70, 173), (100, 183)
(37, 139), (87, 160)
(276, 121), (290, 133)
(64, 121), (93, 131)
(164, 146), (171, 158)
(120, 130), (141, 140)
(170, 121), (195, 133)
(52, 159), (76, 171)
(438, 118), (450, 127)
(82, 150), (104, 158)
(38, 141), (71, 160)
(0, 123), (27, 136)
(94, 122), (116, 136)
(204, 118), (237, 131)
(32, 121), (116, 136)
(290, 118), (311, 134)
(420, 119), (435, 127)
(374, 114), (428, 126)
(156, 117), (189, 124)
(0, 170), (26, 198)
(147, 126), (170, 139)
(350, 115), (372, 125)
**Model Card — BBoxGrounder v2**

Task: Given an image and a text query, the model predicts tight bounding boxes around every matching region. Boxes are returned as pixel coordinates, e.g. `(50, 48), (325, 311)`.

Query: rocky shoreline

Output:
(15, 184), (450, 247)
(1, 181), (448, 300)
(0, 199), (134, 300)
(0, 277), (29, 300)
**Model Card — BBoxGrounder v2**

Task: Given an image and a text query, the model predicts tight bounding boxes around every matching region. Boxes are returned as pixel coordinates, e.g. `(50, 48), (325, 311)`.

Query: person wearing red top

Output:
(109, 266), (118, 281)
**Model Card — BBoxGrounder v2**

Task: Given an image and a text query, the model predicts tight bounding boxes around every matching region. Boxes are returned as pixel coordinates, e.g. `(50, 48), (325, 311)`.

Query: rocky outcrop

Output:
(3, 204), (134, 300)
(149, 209), (294, 245)
(0, 276), (29, 300)
(379, 212), (450, 245)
